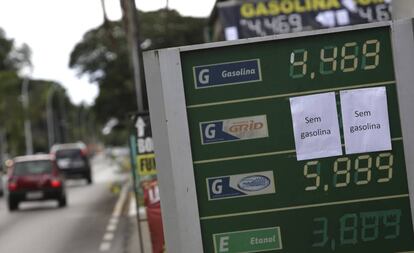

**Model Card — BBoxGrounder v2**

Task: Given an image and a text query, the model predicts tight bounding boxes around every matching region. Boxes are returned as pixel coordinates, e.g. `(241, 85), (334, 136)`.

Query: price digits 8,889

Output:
(303, 152), (393, 191)
(289, 39), (380, 79)
(312, 209), (402, 250)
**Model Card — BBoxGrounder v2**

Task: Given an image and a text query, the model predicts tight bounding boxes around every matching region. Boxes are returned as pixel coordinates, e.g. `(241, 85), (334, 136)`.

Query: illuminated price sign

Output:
(181, 23), (414, 252)
(289, 39), (380, 79)
(144, 21), (414, 253)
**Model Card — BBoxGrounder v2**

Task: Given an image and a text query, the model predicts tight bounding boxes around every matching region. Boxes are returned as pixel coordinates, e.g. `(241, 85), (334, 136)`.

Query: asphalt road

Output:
(0, 154), (130, 253)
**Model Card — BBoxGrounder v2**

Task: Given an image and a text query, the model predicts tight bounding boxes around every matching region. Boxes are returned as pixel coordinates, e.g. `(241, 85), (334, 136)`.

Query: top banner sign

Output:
(217, 0), (391, 40)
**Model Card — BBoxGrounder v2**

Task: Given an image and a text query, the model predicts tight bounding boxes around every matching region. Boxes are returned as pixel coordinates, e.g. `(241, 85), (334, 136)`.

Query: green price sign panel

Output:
(144, 21), (414, 253)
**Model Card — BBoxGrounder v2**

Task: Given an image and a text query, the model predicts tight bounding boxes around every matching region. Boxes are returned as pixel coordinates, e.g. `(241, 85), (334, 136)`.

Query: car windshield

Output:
(56, 149), (82, 159)
(13, 160), (52, 176)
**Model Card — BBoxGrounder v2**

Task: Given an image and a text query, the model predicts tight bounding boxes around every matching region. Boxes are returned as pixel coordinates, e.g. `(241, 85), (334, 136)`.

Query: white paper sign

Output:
(290, 92), (342, 161)
(340, 86), (392, 154)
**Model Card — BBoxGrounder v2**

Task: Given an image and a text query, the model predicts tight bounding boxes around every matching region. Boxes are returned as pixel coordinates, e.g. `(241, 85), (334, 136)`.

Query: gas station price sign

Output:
(144, 21), (414, 253)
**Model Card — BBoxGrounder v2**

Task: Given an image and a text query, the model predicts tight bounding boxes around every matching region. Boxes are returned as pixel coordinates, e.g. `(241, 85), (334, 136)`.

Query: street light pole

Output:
(21, 76), (33, 155)
(47, 86), (56, 149)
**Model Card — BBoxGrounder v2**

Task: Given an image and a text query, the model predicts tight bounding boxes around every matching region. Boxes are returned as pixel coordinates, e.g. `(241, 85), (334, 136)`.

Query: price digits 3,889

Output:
(312, 209), (401, 250)
(289, 39), (380, 79)
(303, 153), (393, 191)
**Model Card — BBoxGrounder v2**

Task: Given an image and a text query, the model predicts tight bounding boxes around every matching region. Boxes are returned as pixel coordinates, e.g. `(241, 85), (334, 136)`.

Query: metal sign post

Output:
(128, 112), (158, 253)
(144, 20), (414, 253)
(128, 133), (144, 253)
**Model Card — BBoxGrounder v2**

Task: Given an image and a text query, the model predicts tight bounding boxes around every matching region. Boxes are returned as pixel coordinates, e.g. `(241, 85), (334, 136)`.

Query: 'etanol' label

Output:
(193, 59), (262, 89)
(207, 171), (275, 200)
(213, 227), (283, 253)
(200, 115), (269, 145)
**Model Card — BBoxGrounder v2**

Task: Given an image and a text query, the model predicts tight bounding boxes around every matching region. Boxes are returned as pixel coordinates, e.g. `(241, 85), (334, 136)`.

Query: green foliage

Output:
(0, 27), (92, 156)
(0, 29), (16, 71)
(0, 28), (32, 72)
(139, 9), (206, 49)
(69, 9), (207, 145)
(0, 71), (23, 155)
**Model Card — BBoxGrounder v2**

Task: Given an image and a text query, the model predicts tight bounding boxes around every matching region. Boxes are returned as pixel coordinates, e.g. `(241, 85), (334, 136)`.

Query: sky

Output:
(0, 0), (216, 105)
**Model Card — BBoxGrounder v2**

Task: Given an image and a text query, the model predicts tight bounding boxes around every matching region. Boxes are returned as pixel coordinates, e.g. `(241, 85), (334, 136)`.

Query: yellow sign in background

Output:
(137, 153), (157, 176)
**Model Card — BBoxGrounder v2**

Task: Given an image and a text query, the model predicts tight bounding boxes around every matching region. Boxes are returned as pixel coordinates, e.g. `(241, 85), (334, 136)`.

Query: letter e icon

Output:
(219, 236), (230, 252)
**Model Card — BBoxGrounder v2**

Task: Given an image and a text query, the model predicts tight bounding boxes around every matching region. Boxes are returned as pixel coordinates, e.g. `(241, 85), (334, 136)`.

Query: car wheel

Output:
(8, 199), (18, 211)
(0, 190), (4, 197)
(58, 196), (67, 208)
(86, 173), (93, 185)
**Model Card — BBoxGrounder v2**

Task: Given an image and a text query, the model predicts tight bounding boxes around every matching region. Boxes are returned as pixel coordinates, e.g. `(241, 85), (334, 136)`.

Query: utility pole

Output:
(100, 0), (109, 22)
(21, 77), (33, 155)
(121, 1), (146, 252)
(47, 86), (56, 149)
(122, 0), (145, 112)
(58, 92), (68, 143)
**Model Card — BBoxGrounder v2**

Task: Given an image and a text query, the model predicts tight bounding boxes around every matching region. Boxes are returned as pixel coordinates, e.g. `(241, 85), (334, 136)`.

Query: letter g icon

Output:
(212, 179), (223, 194)
(205, 124), (216, 139)
(198, 69), (210, 85)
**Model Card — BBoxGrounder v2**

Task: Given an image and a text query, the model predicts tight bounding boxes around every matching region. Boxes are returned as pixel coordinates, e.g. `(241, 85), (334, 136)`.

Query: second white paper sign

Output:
(340, 86), (392, 154)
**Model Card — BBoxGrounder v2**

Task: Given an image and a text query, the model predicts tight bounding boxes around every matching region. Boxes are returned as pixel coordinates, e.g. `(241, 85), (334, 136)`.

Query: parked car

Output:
(7, 154), (67, 211)
(51, 142), (92, 184)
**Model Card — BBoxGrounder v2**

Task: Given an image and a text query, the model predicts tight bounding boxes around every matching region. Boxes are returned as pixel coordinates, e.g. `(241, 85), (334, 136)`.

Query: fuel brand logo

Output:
(207, 171), (275, 200)
(193, 59), (262, 89)
(200, 115), (269, 145)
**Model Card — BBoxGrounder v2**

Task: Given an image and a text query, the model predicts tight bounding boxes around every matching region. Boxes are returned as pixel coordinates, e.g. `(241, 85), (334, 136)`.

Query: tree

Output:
(0, 28), (27, 156)
(0, 27), (84, 156)
(0, 71), (24, 155)
(0, 28), (32, 73)
(69, 9), (206, 139)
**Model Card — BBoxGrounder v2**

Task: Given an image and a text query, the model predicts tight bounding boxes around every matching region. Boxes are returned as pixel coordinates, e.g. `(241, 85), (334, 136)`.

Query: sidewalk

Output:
(126, 192), (152, 253)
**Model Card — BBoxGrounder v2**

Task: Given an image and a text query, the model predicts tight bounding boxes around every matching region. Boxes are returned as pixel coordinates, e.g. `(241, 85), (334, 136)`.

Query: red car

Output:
(7, 154), (67, 211)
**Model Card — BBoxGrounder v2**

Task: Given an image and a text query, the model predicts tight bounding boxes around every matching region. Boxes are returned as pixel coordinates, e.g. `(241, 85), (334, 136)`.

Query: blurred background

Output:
(0, 0), (411, 253)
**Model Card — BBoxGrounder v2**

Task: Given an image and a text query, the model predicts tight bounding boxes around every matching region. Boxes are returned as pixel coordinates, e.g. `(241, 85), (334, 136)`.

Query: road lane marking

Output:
(109, 217), (119, 225)
(103, 233), (114, 241)
(113, 182), (129, 217)
(129, 195), (137, 217)
(99, 181), (130, 252)
(99, 242), (111, 252)
(106, 224), (117, 232)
